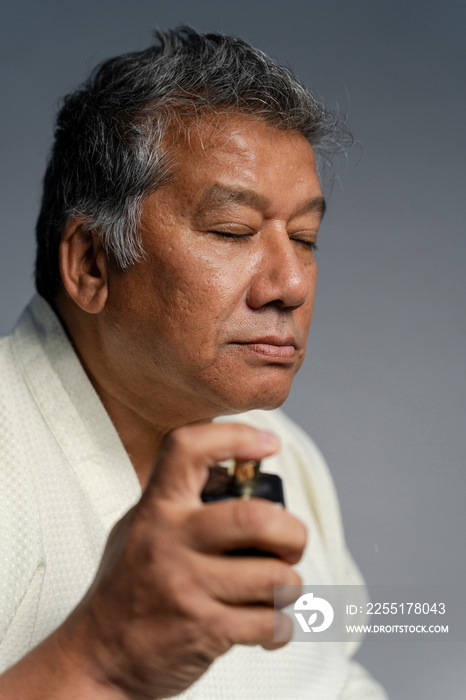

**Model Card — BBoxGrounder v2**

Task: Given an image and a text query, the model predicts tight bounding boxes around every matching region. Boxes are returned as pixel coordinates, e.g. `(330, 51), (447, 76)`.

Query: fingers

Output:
(189, 551), (302, 606)
(208, 603), (294, 649)
(146, 422), (280, 503)
(185, 498), (307, 564)
(116, 420), (303, 675)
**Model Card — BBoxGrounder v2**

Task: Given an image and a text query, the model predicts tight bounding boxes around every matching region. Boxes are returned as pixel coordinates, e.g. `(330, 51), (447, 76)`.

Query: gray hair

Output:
(35, 26), (350, 301)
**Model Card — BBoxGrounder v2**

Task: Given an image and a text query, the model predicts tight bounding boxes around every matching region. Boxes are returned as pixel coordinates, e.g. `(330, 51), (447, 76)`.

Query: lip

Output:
(234, 336), (297, 362)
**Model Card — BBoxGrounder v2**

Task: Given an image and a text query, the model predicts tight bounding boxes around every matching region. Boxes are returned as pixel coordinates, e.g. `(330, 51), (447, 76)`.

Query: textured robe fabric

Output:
(0, 296), (387, 698)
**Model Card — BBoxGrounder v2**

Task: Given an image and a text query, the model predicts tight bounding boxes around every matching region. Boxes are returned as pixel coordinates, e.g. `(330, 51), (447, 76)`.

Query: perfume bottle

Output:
(201, 459), (285, 557)
(201, 459), (285, 505)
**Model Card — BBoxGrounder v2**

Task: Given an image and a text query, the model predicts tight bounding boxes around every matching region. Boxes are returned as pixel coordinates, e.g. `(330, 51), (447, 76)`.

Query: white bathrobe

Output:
(0, 295), (387, 698)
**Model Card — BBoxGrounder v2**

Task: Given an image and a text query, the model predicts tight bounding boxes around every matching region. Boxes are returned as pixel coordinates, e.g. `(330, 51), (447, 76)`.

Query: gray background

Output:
(1, 1), (465, 697)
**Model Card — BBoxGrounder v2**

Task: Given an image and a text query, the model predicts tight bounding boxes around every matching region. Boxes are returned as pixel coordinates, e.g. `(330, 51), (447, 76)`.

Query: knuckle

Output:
(290, 519), (307, 562)
(265, 560), (301, 587)
(279, 513), (307, 561)
(169, 575), (199, 614)
(204, 612), (230, 649)
(271, 610), (293, 645)
(231, 498), (270, 535)
(185, 606), (232, 660)
(257, 609), (276, 641)
(145, 531), (173, 569)
(262, 558), (290, 587)
(162, 426), (192, 458)
(233, 422), (259, 441)
(260, 560), (301, 601)
(296, 518), (308, 550)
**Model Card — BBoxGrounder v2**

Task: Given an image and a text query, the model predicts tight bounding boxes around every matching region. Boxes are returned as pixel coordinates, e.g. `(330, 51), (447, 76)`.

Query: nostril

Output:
(246, 266), (310, 310)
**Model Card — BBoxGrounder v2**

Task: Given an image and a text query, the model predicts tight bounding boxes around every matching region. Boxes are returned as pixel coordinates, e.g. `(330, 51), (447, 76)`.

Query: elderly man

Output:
(0, 27), (386, 699)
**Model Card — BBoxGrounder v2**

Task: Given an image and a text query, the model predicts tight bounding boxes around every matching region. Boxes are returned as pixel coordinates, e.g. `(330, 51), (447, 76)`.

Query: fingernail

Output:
(260, 430), (278, 446)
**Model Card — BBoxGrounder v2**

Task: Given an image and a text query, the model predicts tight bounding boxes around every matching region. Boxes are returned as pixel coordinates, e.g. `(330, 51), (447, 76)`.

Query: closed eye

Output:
(209, 230), (253, 239)
(291, 238), (318, 251)
(208, 229), (317, 250)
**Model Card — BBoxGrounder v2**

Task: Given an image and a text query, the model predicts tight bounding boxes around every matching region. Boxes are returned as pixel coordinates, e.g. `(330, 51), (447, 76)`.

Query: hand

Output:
(2, 422), (306, 700)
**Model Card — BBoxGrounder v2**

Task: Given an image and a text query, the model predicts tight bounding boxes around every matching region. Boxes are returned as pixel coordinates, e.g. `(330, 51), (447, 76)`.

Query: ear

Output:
(59, 217), (109, 314)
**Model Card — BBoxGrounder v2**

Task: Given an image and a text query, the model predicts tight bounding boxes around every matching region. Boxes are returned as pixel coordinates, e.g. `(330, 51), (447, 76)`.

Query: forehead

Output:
(162, 114), (322, 215)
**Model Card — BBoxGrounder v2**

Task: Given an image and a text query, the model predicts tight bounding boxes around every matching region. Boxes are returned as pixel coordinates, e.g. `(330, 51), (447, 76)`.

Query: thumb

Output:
(145, 422), (279, 505)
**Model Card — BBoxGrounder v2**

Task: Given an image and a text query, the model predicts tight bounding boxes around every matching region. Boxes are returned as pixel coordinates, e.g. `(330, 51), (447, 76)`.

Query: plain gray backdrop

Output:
(1, 1), (465, 697)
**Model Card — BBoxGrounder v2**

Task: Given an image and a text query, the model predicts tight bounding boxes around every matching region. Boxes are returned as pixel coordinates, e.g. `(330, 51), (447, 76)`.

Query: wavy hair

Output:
(35, 26), (350, 301)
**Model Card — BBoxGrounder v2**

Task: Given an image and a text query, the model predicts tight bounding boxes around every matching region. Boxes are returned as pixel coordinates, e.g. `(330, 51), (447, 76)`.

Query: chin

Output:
(214, 381), (292, 416)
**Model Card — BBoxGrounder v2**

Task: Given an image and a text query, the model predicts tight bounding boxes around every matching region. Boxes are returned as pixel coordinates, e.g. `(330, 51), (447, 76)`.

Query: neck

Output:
(55, 296), (209, 489)
(92, 383), (171, 489)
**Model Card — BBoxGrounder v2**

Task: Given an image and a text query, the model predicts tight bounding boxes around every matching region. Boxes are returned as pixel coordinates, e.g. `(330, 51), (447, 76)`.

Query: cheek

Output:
(140, 256), (245, 352)
(307, 262), (317, 311)
(308, 271), (317, 316)
(160, 250), (246, 313)
(295, 267), (317, 352)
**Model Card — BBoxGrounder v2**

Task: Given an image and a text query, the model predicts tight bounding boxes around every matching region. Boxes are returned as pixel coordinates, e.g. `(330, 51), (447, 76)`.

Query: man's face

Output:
(101, 115), (324, 426)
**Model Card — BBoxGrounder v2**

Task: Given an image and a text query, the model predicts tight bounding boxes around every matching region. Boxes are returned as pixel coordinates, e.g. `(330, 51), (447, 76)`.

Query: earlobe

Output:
(59, 217), (109, 314)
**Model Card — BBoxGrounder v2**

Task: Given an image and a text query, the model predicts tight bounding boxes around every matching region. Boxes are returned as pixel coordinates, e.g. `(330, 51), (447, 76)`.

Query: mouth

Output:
(233, 336), (297, 363)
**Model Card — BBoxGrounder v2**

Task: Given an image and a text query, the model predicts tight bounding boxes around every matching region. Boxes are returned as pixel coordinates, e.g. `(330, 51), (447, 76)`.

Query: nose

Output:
(246, 227), (312, 310)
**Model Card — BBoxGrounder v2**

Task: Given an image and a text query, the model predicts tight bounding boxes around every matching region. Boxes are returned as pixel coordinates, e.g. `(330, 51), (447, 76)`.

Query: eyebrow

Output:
(304, 196), (327, 220)
(195, 184), (326, 220)
(195, 184), (270, 212)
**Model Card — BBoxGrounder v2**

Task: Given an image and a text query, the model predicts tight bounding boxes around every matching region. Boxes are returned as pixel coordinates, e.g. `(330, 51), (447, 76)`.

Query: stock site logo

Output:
(293, 592), (334, 633)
